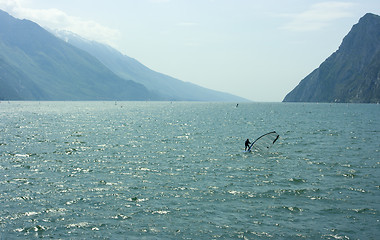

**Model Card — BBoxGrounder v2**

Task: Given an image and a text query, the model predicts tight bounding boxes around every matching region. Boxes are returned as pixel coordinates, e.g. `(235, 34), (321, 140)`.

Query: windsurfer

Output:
(245, 139), (251, 151)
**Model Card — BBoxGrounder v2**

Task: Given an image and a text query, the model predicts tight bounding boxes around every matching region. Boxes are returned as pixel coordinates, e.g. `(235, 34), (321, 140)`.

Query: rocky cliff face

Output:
(283, 13), (380, 103)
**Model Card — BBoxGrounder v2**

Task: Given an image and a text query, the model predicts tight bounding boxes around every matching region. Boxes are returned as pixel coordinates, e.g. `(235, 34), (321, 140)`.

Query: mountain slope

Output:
(283, 13), (380, 103)
(54, 30), (248, 102)
(0, 10), (155, 100)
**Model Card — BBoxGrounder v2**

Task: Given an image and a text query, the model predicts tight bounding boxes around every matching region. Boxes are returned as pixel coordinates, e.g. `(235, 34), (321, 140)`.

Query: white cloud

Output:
(0, 0), (121, 46)
(282, 1), (355, 31)
(0, 0), (20, 12)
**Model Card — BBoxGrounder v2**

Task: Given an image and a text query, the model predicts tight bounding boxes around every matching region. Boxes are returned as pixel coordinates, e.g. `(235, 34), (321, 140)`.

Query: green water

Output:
(0, 102), (379, 239)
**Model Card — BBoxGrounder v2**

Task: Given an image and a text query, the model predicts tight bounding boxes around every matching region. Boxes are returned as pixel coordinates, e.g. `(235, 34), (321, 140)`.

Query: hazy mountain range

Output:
(283, 13), (380, 103)
(53, 30), (247, 102)
(0, 10), (247, 101)
(2, 8), (378, 103)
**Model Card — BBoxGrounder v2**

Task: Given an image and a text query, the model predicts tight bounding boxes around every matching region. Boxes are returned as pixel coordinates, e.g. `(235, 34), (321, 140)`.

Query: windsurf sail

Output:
(248, 131), (279, 152)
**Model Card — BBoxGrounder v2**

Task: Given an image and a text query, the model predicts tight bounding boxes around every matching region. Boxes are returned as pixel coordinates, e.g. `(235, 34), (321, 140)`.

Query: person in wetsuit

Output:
(245, 139), (251, 151)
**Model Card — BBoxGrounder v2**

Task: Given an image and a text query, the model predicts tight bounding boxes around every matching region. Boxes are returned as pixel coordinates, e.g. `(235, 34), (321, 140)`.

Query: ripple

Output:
(1, 102), (378, 239)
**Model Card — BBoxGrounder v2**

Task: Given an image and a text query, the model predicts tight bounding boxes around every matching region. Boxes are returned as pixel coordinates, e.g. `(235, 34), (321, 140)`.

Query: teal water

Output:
(0, 102), (379, 239)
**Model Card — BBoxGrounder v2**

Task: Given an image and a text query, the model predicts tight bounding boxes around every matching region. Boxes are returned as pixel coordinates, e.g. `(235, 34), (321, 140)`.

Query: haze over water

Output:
(1, 102), (379, 239)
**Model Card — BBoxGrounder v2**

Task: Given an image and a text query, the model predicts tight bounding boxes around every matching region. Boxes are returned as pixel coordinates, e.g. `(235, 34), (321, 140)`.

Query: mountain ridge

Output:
(53, 29), (248, 102)
(0, 10), (247, 101)
(0, 9), (155, 100)
(283, 13), (380, 103)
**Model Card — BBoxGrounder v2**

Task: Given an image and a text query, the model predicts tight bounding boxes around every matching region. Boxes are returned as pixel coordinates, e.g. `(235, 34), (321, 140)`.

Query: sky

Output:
(1, 0), (379, 102)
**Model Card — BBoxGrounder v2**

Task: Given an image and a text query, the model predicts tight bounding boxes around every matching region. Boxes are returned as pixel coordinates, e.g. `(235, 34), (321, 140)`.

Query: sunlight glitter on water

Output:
(0, 102), (379, 239)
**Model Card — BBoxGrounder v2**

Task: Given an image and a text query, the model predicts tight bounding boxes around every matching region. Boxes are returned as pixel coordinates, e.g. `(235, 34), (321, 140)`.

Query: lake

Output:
(0, 101), (379, 239)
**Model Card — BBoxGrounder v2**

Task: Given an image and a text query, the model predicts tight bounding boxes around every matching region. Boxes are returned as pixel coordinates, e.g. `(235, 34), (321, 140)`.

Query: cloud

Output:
(0, 0), (20, 12)
(0, 0), (121, 46)
(282, 1), (355, 31)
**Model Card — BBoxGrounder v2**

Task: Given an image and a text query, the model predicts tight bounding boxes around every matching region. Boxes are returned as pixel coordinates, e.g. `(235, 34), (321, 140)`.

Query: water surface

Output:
(0, 102), (379, 239)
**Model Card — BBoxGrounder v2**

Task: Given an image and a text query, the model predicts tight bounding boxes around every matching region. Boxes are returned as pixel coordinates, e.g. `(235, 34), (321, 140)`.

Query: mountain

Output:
(0, 9), (247, 101)
(53, 30), (248, 102)
(0, 10), (157, 101)
(283, 13), (380, 103)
